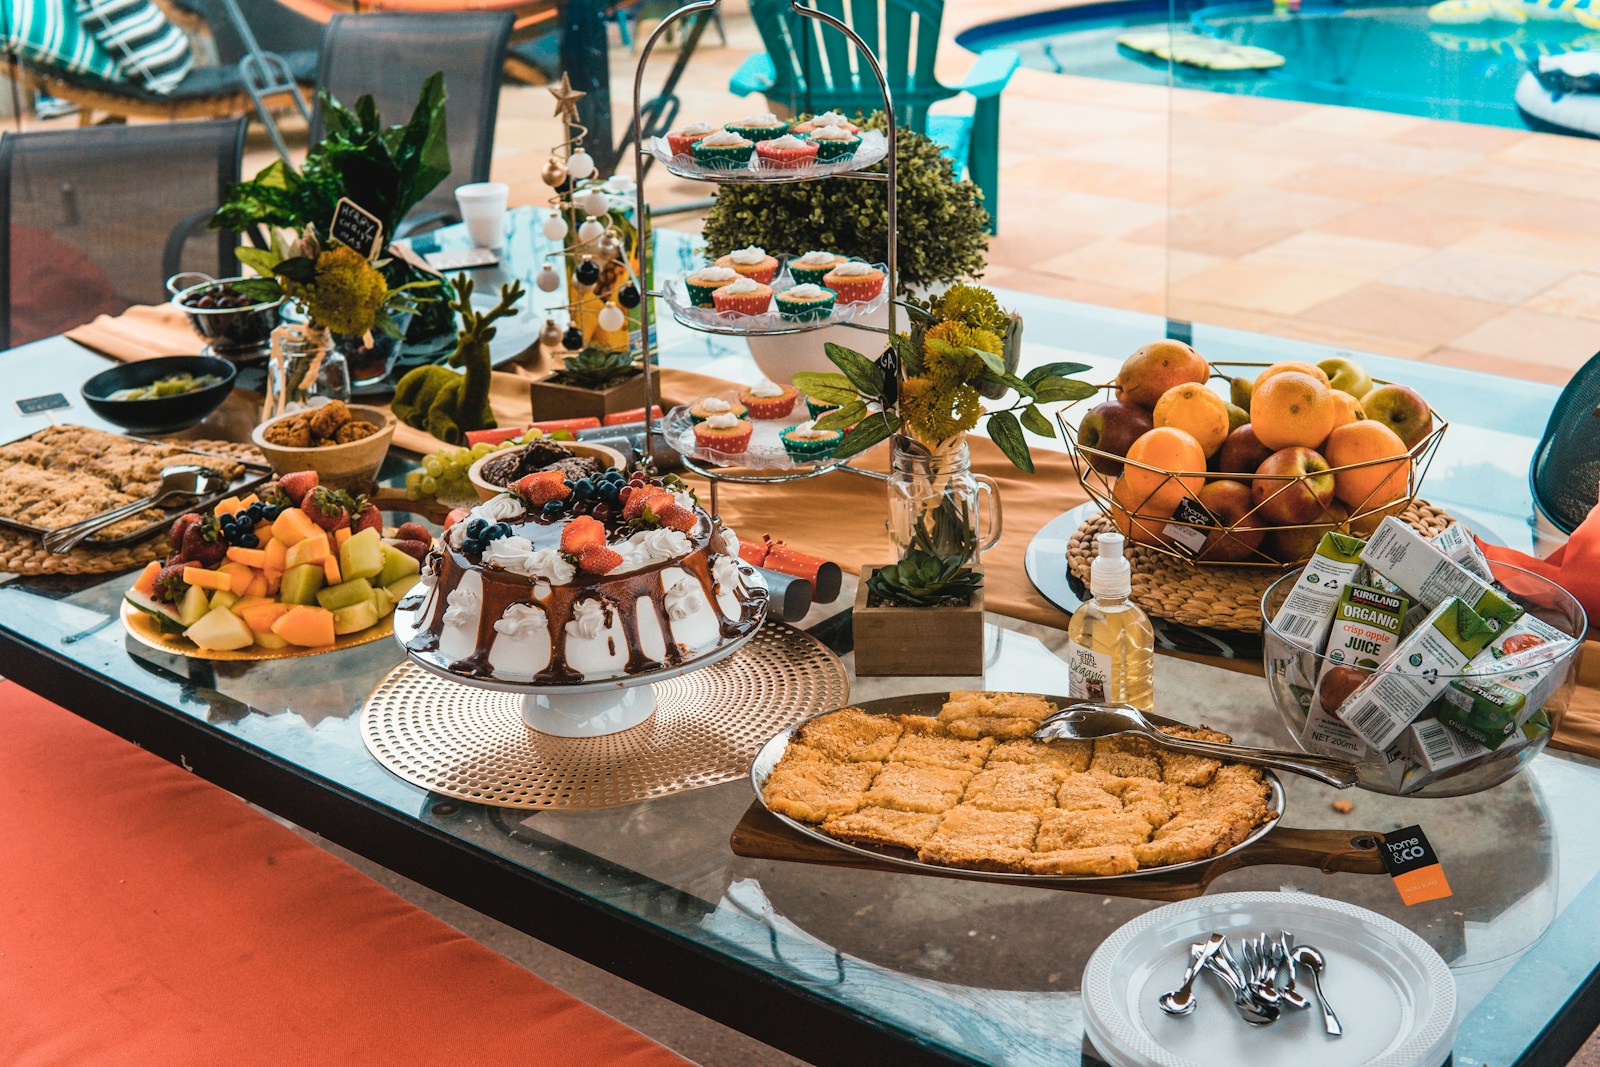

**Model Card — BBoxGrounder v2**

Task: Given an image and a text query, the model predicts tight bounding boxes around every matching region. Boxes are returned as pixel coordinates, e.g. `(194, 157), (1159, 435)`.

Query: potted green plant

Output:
(854, 551), (985, 676)
(529, 345), (648, 422)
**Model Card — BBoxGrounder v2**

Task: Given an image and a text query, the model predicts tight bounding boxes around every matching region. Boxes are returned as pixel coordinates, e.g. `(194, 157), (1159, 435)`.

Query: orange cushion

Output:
(0, 682), (689, 1067)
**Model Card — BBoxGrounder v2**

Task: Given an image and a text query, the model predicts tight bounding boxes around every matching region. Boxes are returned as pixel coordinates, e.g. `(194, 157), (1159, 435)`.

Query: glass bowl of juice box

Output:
(1261, 519), (1586, 797)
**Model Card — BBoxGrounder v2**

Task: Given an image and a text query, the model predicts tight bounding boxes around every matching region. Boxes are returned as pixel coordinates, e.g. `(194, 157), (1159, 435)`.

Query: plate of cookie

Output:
(750, 691), (1284, 882)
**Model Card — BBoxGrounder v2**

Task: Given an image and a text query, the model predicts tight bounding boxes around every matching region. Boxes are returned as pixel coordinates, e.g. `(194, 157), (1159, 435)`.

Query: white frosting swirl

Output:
(786, 420), (835, 440)
(728, 246), (769, 266)
(713, 555), (744, 594)
(736, 112), (780, 125)
(671, 489), (697, 512)
(474, 494), (526, 525)
(716, 527), (740, 557)
(699, 396), (732, 414)
(762, 134), (810, 151)
(783, 283), (829, 300)
(636, 527), (692, 562)
(805, 125), (855, 141)
(748, 378), (785, 398)
(494, 602), (548, 637)
(830, 260), (876, 277)
(689, 265), (738, 283)
(481, 535), (536, 572)
(698, 129), (748, 148)
(807, 110), (852, 128)
(720, 276), (762, 295)
(419, 563), (437, 588)
(664, 575), (703, 621)
(705, 412), (742, 431)
(568, 598), (607, 639)
(443, 586), (479, 627)
(523, 547), (576, 585)
(793, 250), (839, 268)
(677, 121), (716, 136)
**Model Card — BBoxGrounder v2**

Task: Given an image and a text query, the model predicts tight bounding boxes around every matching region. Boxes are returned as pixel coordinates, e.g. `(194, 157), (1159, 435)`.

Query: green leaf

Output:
(235, 245), (281, 279)
(790, 371), (860, 407)
(889, 332), (922, 377)
(230, 278), (285, 303)
(969, 346), (1007, 377)
(1024, 361), (1092, 387)
(1033, 377), (1099, 403)
(1020, 403), (1055, 438)
(272, 256), (316, 284)
(823, 343), (886, 399)
(987, 410), (1033, 473)
(976, 370), (1035, 399)
(832, 411), (899, 459)
(812, 400), (866, 432)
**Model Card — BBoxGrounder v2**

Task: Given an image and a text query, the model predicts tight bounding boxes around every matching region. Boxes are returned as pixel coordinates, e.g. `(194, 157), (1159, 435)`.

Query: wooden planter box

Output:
(529, 371), (648, 423)
(853, 564), (985, 677)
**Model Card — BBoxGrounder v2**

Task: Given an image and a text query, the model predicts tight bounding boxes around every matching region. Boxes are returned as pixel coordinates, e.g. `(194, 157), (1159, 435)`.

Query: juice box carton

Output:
(1393, 709), (1551, 792)
(1320, 583), (1409, 675)
(1335, 597), (1502, 751)
(1301, 700), (1368, 759)
(1267, 532), (1367, 711)
(1475, 612), (1575, 670)
(1360, 517), (1525, 635)
(1434, 668), (1564, 749)
(1430, 522), (1495, 582)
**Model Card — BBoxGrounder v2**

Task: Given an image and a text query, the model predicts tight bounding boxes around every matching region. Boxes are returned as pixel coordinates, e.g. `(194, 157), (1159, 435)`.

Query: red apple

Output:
(1218, 423), (1273, 475)
(1253, 447), (1336, 527)
(1362, 383), (1432, 448)
(1267, 500), (1350, 562)
(1318, 664), (1371, 715)
(1196, 479), (1267, 562)
(1078, 400), (1155, 477)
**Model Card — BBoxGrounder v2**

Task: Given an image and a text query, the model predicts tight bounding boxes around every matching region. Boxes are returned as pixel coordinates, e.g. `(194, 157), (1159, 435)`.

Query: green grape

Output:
(420, 475), (438, 494)
(424, 456), (445, 477)
(471, 442), (492, 457)
(406, 486), (422, 500)
(405, 470), (423, 488)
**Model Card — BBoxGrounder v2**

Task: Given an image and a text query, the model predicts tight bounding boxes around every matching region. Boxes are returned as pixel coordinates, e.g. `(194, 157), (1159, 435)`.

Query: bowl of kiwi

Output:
(168, 273), (284, 358)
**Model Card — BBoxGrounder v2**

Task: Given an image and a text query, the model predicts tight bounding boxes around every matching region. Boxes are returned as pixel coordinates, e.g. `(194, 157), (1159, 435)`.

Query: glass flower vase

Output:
(264, 323), (350, 420)
(886, 435), (1002, 564)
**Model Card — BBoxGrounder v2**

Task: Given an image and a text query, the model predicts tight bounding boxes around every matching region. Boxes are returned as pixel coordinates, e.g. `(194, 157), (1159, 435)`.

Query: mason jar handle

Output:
(974, 473), (1003, 555)
(166, 271), (215, 297)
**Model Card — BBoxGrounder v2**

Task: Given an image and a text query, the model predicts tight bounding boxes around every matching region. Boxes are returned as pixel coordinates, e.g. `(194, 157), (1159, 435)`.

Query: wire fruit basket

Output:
(1057, 361), (1449, 568)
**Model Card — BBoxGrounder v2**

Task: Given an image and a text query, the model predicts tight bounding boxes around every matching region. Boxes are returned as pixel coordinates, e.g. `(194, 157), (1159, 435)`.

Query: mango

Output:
(323, 555), (342, 586)
(285, 532), (331, 571)
(132, 560), (161, 597)
(264, 538), (288, 570)
(217, 561), (255, 597)
(236, 598), (291, 635)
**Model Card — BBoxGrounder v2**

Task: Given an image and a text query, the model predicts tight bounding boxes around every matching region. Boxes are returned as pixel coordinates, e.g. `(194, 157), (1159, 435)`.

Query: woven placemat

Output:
(0, 438), (266, 577)
(1067, 499), (1455, 633)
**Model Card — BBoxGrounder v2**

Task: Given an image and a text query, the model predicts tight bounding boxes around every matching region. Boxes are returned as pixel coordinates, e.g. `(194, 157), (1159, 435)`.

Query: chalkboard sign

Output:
(330, 197), (383, 260)
(15, 393), (69, 416)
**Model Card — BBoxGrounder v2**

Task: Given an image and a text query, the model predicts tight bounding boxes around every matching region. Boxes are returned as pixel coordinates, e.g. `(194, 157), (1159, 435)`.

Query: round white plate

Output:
(1082, 891), (1455, 1067)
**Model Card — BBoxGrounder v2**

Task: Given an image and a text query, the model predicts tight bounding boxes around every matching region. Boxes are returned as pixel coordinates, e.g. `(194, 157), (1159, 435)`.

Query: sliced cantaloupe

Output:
(226, 546), (270, 568)
(243, 573), (270, 598)
(323, 555), (342, 585)
(213, 497), (244, 519)
(216, 561), (255, 597)
(262, 568), (283, 596)
(238, 493), (260, 508)
(236, 599), (291, 635)
(264, 538), (288, 570)
(132, 560), (161, 597)
(181, 566), (233, 592)
(284, 532), (331, 571)
(271, 604), (336, 647)
(251, 630), (290, 650)
(271, 507), (320, 546)
(336, 527), (353, 550)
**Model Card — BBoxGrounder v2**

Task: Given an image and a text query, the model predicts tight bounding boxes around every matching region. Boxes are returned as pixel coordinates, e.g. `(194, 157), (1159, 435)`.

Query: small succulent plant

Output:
(867, 550), (983, 608)
(548, 346), (640, 390)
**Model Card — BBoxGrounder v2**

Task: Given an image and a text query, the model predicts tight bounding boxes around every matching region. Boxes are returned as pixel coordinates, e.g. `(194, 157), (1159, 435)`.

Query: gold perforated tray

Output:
(360, 622), (849, 809)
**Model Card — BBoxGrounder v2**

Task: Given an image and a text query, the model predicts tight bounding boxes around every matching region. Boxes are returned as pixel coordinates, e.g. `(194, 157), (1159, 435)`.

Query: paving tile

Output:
(1168, 303), (1293, 335)
(1450, 225), (1600, 270)
(1447, 310), (1600, 371)
(1130, 215), (1300, 259)
(1329, 140), (1481, 177)
(1036, 238), (1220, 289)
(1382, 179), (1551, 225)
(1524, 273), (1600, 322)
(1320, 202), (1488, 249)
(1297, 283), (1505, 344)
(1380, 250), (1571, 306)
(1243, 231), (1435, 280)
(1423, 348), (1577, 385)
(1285, 106), (1429, 139)
(1170, 260), (1363, 316)
(1393, 121), (1531, 153)
(1273, 164), (1432, 202)
(1000, 158), (1169, 204)
(1492, 132), (1600, 170)
(1255, 317), (1438, 360)
(1452, 159), (1600, 202)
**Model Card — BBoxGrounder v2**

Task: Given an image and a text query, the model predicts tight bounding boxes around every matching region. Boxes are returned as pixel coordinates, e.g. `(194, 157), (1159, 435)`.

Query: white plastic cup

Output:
(455, 181), (509, 250)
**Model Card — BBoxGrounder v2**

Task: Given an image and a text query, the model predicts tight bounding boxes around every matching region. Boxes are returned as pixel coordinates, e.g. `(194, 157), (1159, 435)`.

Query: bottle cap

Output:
(1090, 531), (1131, 598)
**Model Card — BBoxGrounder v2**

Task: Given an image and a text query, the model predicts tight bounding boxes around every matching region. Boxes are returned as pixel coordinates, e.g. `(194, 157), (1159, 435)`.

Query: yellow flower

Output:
(930, 283), (1009, 335)
(296, 245), (389, 336)
(901, 375), (982, 444)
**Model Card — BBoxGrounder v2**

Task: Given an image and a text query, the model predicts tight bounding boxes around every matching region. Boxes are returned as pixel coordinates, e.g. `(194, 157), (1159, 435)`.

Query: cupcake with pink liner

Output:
(787, 250), (847, 286)
(714, 245), (779, 284)
(684, 264), (741, 307)
(693, 411), (753, 454)
(792, 110), (861, 136)
(821, 260), (885, 304)
(711, 275), (772, 316)
(802, 123), (861, 162)
(738, 378), (799, 420)
(666, 121), (718, 157)
(755, 133), (819, 170)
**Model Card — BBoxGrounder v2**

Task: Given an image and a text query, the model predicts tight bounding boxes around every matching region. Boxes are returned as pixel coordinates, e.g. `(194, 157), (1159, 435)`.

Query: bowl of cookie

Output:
(251, 401), (395, 494)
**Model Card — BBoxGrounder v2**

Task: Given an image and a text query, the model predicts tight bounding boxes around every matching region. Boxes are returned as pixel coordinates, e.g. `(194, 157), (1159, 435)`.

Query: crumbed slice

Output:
(1117, 778), (1175, 829)
(1172, 763), (1273, 827)
(1056, 772), (1124, 812)
(917, 805), (1040, 872)
(986, 738), (1094, 772)
(1024, 845), (1139, 877)
(793, 708), (904, 762)
(887, 725), (995, 771)
(762, 755), (882, 824)
(1035, 808), (1152, 852)
(1133, 816), (1249, 867)
(821, 806), (942, 851)
(961, 763), (1063, 813)
(1155, 724), (1234, 787)
(863, 763), (973, 814)
(939, 690), (1057, 741)
(1090, 736), (1163, 780)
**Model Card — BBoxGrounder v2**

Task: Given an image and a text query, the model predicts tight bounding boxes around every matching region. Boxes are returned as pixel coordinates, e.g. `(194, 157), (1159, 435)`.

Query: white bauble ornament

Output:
(578, 216), (605, 243)
(567, 150), (596, 180)
(535, 263), (562, 292)
(594, 232), (622, 261)
(578, 188), (610, 216)
(597, 303), (625, 332)
(541, 215), (568, 241)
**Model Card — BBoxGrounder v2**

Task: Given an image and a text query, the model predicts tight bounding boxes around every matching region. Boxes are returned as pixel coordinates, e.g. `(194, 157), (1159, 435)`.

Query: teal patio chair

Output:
(728, 0), (1019, 231)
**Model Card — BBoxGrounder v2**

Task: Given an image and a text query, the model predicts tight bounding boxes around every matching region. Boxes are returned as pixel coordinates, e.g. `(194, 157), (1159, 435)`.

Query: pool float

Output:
(1429, 26), (1600, 60)
(1515, 51), (1600, 135)
(1115, 30), (1286, 70)
(1429, 0), (1600, 29)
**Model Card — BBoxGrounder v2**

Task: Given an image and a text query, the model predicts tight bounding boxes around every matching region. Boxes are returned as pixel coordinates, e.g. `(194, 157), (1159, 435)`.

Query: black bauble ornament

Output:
(617, 283), (641, 309)
(562, 326), (585, 350)
(575, 258), (600, 286)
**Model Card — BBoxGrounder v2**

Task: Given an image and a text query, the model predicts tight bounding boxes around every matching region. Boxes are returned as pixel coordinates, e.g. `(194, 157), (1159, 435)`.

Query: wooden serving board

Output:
(729, 803), (1389, 903)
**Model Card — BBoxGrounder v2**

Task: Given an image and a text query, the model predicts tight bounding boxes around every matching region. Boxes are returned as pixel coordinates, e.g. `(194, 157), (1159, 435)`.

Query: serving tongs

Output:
(1033, 702), (1360, 788)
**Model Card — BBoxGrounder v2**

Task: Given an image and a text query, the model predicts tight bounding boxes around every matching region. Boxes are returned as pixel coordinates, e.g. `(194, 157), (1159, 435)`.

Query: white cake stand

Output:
(390, 575), (769, 738)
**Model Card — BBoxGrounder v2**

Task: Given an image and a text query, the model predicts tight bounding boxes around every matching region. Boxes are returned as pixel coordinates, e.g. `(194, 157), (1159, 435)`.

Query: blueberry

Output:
(240, 533), (259, 548)
(600, 485), (619, 505)
(542, 500), (563, 516)
(467, 517), (488, 536)
(493, 522), (513, 539)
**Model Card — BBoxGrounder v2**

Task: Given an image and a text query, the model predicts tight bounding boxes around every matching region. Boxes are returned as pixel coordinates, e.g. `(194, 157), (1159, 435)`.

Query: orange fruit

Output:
(1152, 383), (1230, 458)
(1111, 474), (1174, 546)
(1251, 371), (1337, 451)
(1327, 389), (1364, 437)
(1255, 361), (1330, 390)
(1324, 421), (1411, 511)
(1121, 427), (1206, 514)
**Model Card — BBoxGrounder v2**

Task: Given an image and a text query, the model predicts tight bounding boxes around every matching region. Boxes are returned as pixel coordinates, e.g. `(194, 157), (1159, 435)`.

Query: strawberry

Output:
(654, 504), (696, 533)
(560, 516), (606, 555)
(512, 470), (571, 506)
(444, 507), (471, 530)
(278, 470), (319, 505)
(302, 486), (354, 531)
(181, 521), (226, 567)
(396, 521), (431, 543)
(391, 538), (431, 562)
(578, 544), (623, 574)
(152, 561), (189, 604)
(623, 489), (672, 521)
(353, 504), (383, 535)
(168, 512), (202, 549)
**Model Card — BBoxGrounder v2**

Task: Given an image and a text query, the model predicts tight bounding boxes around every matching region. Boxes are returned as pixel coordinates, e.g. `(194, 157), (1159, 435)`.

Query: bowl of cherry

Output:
(168, 272), (284, 358)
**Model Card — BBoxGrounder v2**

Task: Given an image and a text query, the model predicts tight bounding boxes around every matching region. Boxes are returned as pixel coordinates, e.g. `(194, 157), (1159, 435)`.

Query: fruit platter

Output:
(122, 469), (430, 659)
(1061, 341), (1448, 566)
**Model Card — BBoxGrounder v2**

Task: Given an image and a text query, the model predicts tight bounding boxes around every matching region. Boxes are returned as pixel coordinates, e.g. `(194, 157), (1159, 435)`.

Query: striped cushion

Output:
(3, 0), (122, 81)
(75, 0), (193, 94)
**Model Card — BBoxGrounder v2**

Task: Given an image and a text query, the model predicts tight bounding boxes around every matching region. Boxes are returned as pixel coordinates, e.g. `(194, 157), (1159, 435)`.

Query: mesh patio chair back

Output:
(0, 119), (245, 351)
(1530, 352), (1600, 534)
(309, 12), (514, 221)
(165, 0), (324, 64)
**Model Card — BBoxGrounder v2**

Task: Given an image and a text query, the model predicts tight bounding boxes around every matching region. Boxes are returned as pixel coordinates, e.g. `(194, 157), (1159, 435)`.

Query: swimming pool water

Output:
(960, 1), (1600, 130)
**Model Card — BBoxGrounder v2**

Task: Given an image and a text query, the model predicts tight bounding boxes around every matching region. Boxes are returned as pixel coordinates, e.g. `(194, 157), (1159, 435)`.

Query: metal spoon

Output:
(42, 465), (226, 554)
(1034, 702), (1361, 788)
(1274, 933), (1312, 1011)
(1159, 934), (1227, 1016)
(1210, 940), (1280, 1026)
(1292, 944), (1343, 1036)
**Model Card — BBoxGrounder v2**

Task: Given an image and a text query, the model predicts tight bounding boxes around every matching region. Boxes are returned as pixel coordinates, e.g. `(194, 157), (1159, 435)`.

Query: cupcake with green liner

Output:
(780, 420), (843, 461)
(666, 121), (718, 157)
(788, 250), (847, 286)
(802, 123), (861, 162)
(724, 112), (789, 141)
(775, 283), (837, 322)
(821, 261), (885, 304)
(804, 395), (839, 420)
(755, 134), (819, 170)
(684, 264), (741, 306)
(791, 110), (861, 136)
(715, 245), (779, 284)
(692, 129), (754, 169)
(711, 276), (773, 316)
(693, 412), (753, 454)
(689, 395), (747, 424)
(738, 378), (799, 420)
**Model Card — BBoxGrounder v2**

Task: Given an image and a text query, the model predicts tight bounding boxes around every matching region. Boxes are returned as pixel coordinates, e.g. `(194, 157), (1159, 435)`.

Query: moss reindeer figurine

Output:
(393, 275), (525, 445)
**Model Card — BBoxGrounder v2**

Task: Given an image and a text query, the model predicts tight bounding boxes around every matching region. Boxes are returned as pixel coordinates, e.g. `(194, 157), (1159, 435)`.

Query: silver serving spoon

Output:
(1159, 934), (1227, 1016)
(1292, 944), (1343, 1036)
(1274, 932), (1312, 1011)
(1033, 702), (1361, 788)
(42, 465), (226, 554)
